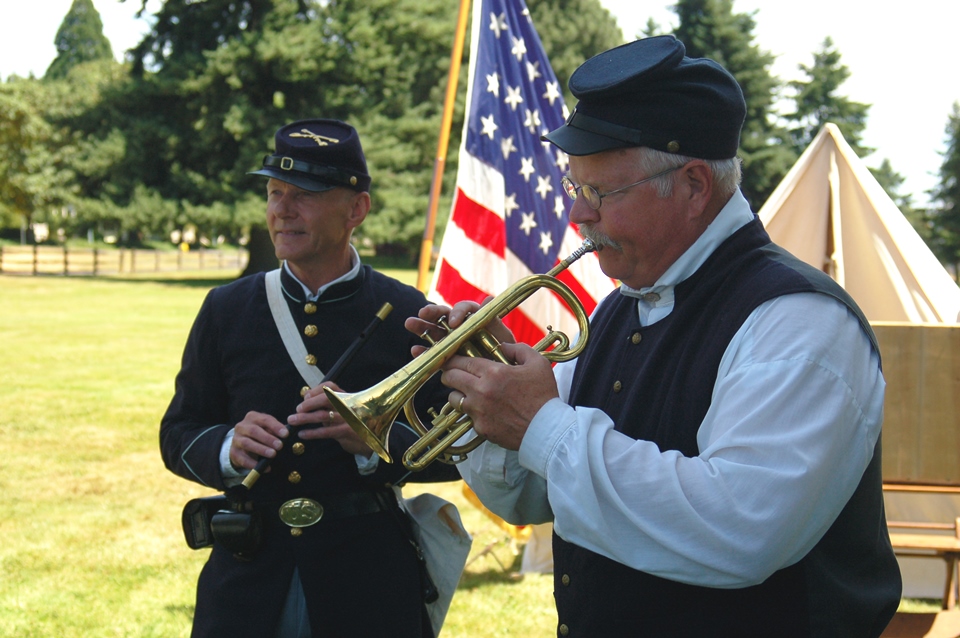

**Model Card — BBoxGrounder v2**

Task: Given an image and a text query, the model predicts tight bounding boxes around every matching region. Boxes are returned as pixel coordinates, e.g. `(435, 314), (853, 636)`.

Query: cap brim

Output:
(247, 168), (337, 193)
(542, 124), (633, 157)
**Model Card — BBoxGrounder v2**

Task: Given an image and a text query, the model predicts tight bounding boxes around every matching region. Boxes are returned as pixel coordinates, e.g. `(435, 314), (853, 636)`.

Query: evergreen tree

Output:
(870, 158), (929, 239)
(642, 17), (665, 38)
(81, 0), (618, 262)
(45, 0), (114, 81)
(786, 37), (871, 157)
(928, 102), (960, 271)
(671, 0), (794, 210)
(526, 0), (623, 96)
(119, 0), (466, 265)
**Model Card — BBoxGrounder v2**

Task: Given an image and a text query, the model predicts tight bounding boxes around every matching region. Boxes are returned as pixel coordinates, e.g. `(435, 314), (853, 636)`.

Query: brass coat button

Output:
(301, 386), (311, 397)
(292, 442), (305, 455)
(304, 303), (317, 314)
(290, 527), (303, 537)
(561, 574), (570, 586)
(613, 380), (622, 393)
(305, 354), (317, 366)
(631, 332), (642, 344)
(304, 325), (318, 338)
(288, 471), (302, 484)
(559, 624), (569, 636)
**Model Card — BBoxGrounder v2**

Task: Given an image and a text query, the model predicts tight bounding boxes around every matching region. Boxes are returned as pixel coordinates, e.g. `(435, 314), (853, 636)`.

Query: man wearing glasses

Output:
(408, 35), (901, 636)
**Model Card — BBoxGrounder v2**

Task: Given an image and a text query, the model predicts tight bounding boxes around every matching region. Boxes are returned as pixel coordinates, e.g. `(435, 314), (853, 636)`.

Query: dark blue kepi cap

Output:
(249, 119), (371, 192)
(543, 35), (746, 160)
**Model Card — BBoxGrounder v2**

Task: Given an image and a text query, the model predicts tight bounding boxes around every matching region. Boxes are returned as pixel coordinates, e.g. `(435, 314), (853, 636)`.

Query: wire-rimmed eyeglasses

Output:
(561, 166), (682, 210)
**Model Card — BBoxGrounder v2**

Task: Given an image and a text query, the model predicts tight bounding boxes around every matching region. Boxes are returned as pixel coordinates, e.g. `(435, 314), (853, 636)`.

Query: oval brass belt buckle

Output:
(279, 498), (324, 528)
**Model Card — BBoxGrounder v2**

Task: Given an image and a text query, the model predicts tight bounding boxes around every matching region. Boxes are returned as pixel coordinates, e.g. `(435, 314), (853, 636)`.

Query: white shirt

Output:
(459, 190), (885, 588)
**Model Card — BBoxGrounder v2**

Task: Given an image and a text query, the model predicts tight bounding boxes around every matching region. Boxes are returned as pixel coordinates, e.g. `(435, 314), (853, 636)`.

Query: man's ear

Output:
(679, 160), (714, 217)
(346, 192), (371, 229)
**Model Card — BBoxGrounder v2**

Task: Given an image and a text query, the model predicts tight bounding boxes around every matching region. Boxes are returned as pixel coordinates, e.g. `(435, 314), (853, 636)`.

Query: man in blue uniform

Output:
(161, 119), (457, 637)
(408, 36), (901, 637)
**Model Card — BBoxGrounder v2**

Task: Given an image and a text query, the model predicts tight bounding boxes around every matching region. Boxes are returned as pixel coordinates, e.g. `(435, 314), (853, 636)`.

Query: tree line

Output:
(1, 0), (958, 274)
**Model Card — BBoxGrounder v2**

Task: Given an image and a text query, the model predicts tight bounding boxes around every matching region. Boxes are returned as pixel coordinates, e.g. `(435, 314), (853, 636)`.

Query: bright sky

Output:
(2, 0), (958, 206)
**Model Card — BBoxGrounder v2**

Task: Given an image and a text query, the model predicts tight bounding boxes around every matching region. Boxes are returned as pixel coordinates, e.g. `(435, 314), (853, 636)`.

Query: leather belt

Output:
(272, 490), (395, 531)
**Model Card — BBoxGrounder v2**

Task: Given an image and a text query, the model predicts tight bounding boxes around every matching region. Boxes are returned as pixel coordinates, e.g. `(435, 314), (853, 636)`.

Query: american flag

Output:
(429, 0), (614, 347)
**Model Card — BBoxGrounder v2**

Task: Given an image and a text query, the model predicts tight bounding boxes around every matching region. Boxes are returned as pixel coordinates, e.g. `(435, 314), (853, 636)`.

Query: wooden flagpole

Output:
(415, 0), (473, 293)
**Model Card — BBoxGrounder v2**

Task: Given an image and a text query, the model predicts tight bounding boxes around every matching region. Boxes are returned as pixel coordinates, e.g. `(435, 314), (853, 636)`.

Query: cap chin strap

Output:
(262, 155), (359, 188)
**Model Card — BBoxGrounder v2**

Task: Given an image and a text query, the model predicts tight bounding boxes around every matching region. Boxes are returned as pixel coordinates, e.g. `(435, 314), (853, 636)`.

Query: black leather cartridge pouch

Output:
(210, 506), (262, 559)
(182, 495), (230, 550)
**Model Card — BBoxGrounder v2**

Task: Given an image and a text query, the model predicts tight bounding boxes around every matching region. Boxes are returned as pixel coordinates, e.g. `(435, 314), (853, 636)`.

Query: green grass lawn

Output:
(0, 271), (554, 637)
(0, 271), (940, 636)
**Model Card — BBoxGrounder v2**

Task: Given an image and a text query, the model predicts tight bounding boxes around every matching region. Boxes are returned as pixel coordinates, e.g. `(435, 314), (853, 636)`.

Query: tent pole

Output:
(415, 0), (472, 293)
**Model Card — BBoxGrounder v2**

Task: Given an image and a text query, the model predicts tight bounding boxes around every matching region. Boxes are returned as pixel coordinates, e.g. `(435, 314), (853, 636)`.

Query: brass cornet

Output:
(324, 239), (598, 471)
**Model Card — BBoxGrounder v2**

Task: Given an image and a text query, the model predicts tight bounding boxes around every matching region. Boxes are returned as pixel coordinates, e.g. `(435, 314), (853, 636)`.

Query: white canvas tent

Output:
(760, 124), (960, 600)
(759, 123), (960, 324)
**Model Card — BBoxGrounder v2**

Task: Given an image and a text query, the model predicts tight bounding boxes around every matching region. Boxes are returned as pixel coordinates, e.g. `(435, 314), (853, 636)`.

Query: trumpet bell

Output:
(323, 383), (405, 464)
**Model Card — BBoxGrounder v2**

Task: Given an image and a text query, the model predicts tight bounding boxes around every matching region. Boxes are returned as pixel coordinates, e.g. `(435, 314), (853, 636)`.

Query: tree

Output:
(869, 158), (931, 241)
(88, 0), (618, 262)
(0, 78), (75, 239)
(786, 37), (871, 158)
(32, 0), (619, 266)
(117, 0), (469, 265)
(45, 0), (114, 81)
(527, 0), (623, 96)
(671, 0), (795, 210)
(928, 102), (960, 271)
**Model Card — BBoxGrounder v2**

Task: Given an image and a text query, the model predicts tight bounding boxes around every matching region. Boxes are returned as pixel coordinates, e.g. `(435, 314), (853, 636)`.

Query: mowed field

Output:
(0, 271), (555, 637)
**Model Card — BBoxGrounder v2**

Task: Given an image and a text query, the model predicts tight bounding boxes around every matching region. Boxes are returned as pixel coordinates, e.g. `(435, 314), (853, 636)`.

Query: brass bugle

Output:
(324, 239), (597, 471)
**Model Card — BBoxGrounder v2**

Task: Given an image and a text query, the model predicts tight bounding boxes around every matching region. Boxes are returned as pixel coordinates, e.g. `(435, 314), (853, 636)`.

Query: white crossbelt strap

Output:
(265, 269), (325, 387)
(268, 271), (468, 635)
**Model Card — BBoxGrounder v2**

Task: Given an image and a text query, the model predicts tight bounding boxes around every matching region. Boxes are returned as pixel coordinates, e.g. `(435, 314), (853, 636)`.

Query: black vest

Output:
(553, 218), (901, 637)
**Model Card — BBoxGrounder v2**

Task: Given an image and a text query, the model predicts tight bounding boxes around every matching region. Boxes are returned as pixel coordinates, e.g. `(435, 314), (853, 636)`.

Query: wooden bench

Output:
(883, 485), (960, 637)
(885, 484), (960, 610)
(887, 518), (960, 609)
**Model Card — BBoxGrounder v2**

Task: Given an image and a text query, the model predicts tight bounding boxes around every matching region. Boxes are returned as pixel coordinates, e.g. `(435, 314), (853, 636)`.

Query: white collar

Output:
(618, 190), (754, 325)
(620, 189), (754, 300)
(283, 244), (362, 302)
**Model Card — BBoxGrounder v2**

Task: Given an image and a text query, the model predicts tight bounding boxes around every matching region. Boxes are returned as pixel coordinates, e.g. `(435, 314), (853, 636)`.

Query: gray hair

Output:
(635, 147), (742, 199)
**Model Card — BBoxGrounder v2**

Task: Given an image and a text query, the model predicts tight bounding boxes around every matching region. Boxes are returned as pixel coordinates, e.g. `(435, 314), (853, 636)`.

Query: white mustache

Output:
(578, 224), (620, 252)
